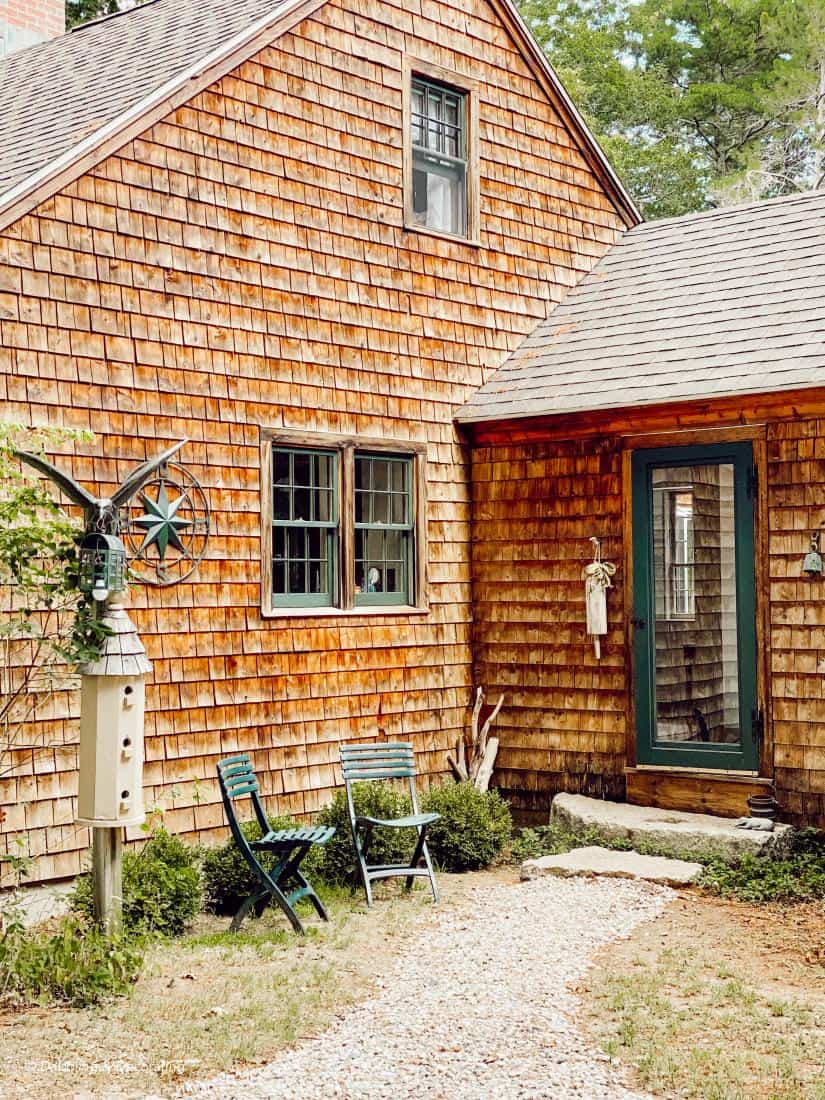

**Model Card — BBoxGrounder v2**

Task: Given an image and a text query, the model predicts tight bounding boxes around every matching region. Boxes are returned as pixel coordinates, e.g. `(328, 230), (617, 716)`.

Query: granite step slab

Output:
(521, 845), (702, 886)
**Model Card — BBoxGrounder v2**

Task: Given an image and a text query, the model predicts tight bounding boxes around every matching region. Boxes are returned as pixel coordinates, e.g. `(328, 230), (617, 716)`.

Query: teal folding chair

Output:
(340, 742), (440, 906)
(216, 754), (334, 934)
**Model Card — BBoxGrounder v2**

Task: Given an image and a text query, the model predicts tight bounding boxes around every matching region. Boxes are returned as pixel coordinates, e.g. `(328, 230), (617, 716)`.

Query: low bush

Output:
(421, 782), (512, 872)
(508, 822), (628, 864)
(0, 916), (143, 1007)
(700, 828), (825, 903)
(201, 816), (299, 914)
(72, 828), (202, 937)
(312, 783), (414, 885)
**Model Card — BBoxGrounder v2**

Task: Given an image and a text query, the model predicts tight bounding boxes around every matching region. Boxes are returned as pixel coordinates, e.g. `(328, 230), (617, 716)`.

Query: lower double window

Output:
(263, 434), (424, 613)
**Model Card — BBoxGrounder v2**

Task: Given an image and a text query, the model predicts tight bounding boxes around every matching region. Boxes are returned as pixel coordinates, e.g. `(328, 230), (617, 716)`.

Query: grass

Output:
(584, 894), (825, 1100)
(0, 873), (485, 1099)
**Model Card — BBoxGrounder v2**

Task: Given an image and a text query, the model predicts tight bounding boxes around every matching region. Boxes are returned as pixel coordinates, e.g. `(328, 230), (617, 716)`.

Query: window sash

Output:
(272, 447), (338, 607)
(411, 77), (466, 160)
(354, 453), (414, 606)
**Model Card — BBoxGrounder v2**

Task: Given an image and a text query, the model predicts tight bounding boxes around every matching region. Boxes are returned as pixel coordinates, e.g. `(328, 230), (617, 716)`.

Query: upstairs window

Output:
(411, 77), (468, 238)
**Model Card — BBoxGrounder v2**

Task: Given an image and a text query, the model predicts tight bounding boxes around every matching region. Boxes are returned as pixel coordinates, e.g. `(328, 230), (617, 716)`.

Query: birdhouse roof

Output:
(79, 603), (152, 677)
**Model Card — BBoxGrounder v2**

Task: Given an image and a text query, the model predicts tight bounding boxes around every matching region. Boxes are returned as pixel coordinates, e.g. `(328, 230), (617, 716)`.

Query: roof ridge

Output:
(630, 188), (825, 235)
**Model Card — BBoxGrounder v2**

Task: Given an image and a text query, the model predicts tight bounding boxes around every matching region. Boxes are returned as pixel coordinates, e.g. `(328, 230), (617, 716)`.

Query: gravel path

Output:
(181, 876), (670, 1100)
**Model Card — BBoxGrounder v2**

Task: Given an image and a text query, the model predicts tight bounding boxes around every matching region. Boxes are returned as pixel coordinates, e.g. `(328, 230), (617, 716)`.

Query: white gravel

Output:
(179, 876), (671, 1100)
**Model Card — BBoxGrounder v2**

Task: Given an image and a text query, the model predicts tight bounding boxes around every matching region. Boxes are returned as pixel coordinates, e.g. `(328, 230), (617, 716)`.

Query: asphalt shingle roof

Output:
(0, 0), (284, 198)
(458, 190), (825, 424)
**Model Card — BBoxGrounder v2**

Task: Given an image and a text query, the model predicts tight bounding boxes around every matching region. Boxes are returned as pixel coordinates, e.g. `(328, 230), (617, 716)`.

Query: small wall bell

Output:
(802, 531), (823, 576)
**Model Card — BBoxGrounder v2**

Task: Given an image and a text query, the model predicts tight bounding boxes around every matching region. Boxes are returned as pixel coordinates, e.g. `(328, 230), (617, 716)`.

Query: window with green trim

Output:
(272, 448), (337, 607)
(354, 453), (414, 606)
(411, 76), (468, 238)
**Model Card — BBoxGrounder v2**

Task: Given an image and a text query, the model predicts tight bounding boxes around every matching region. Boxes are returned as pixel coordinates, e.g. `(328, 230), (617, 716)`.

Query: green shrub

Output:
(0, 916), (143, 1007)
(201, 815), (299, 914)
(508, 822), (632, 863)
(421, 782), (512, 872)
(312, 784), (414, 885)
(700, 828), (825, 903)
(72, 828), (202, 936)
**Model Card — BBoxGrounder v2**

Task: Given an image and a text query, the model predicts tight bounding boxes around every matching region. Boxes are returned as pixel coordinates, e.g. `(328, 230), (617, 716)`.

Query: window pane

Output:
(289, 560), (306, 592)
(314, 453), (332, 490)
(372, 490), (389, 524)
(316, 488), (332, 523)
(274, 450), (291, 485)
(293, 486), (310, 522)
(372, 460), (389, 492)
(355, 457), (371, 491)
(293, 453), (311, 486)
(391, 494), (406, 524)
(274, 488), (290, 521)
(412, 152), (466, 236)
(288, 527), (304, 559)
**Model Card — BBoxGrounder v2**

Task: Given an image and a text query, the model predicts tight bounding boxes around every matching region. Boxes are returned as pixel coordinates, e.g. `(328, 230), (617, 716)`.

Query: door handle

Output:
(631, 617), (646, 629)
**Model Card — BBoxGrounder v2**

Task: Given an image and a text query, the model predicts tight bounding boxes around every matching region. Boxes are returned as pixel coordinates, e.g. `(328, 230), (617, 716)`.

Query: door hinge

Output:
(751, 707), (764, 747)
(747, 464), (758, 500)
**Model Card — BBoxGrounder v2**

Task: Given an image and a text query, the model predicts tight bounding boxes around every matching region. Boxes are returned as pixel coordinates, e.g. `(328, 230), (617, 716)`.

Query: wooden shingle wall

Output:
(471, 437), (627, 820)
(767, 416), (825, 828)
(473, 415), (825, 831)
(0, 0), (625, 879)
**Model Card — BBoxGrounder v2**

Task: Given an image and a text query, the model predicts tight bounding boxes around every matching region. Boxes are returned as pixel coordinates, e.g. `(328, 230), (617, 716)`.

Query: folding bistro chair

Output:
(340, 742), (440, 906)
(216, 754), (335, 934)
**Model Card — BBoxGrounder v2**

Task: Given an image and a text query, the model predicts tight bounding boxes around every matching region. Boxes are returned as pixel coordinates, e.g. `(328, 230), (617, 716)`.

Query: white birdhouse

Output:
(76, 602), (152, 828)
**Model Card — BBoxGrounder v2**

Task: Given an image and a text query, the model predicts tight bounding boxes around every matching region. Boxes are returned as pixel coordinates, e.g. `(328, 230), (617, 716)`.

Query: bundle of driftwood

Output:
(447, 687), (504, 792)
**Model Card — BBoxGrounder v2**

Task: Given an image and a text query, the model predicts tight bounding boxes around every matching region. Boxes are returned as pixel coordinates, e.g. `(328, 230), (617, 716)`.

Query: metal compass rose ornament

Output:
(122, 461), (210, 586)
(16, 439), (210, 589)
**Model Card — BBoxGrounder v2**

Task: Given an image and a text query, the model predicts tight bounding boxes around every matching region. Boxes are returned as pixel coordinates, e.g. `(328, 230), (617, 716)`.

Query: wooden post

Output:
(92, 826), (123, 934)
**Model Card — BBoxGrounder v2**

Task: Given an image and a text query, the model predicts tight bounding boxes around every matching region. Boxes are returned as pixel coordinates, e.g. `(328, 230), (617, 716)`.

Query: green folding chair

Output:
(340, 741), (440, 906)
(216, 754), (334, 934)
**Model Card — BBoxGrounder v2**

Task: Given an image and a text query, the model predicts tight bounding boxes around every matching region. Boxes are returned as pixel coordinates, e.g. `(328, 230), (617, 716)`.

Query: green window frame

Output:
(354, 453), (414, 607)
(271, 447), (338, 608)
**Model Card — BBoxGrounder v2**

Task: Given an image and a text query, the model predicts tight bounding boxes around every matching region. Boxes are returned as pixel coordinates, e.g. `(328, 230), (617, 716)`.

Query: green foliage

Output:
(72, 829), (202, 936)
(520, 0), (825, 218)
(0, 915), (142, 1007)
(312, 784), (414, 885)
(0, 424), (105, 800)
(700, 828), (825, 902)
(421, 783), (512, 872)
(201, 815), (300, 914)
(65, 0), (152, 30)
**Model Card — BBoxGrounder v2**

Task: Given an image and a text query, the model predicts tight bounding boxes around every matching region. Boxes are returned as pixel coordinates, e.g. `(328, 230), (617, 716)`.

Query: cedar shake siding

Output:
(0, 0), (627, 879)
(470, 409), (825, 831)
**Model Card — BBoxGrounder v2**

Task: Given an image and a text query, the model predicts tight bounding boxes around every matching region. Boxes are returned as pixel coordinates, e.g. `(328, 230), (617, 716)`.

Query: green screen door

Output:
(631, 442), (758, 771)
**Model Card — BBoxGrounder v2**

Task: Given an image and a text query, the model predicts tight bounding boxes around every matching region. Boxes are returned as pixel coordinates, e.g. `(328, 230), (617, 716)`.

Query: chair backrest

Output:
(339, 742), (420, 817)
(217, 754), (269, 844)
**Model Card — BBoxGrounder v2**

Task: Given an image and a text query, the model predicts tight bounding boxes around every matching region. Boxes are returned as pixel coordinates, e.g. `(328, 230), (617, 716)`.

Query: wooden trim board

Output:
(625, 766), (774, 819)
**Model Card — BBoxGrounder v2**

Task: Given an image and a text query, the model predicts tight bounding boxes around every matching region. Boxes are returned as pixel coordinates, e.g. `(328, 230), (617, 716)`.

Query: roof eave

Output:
(0, 0), (328, 233)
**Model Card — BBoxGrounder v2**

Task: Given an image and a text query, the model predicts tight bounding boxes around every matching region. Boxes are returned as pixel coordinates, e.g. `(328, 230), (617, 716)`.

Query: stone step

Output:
(551, 792), (792, 864)
(521, 845), (702, 886)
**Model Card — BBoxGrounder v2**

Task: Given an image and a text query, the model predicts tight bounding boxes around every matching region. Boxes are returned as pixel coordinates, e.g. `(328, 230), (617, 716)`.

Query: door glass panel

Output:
(651, 463), (740, 746)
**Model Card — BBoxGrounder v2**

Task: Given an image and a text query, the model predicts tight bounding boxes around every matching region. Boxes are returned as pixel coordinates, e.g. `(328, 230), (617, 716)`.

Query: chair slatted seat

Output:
(216, 754), (334, 934)
(340, 742), (439, 906)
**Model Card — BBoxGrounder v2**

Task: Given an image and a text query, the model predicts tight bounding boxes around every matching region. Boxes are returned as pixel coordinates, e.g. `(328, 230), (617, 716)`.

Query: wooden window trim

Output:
(402, 56), (481, 247)
(260, 429), (429, 618)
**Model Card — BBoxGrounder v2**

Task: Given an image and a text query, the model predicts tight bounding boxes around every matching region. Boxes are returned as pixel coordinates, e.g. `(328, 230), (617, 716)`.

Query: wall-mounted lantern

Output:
(77, 532), (127, 602)
(802, 531), (823, 576)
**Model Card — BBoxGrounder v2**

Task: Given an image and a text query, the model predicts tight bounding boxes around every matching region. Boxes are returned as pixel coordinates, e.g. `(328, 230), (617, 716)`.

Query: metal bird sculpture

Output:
(15, 439), (187, 534)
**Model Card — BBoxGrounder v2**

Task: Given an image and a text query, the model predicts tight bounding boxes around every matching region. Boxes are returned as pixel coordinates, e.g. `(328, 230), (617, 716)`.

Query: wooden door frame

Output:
(621, 425), (772, 779)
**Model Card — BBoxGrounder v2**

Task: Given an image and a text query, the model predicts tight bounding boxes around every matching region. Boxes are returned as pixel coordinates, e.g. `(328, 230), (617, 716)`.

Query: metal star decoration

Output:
(132, 481), (192, 559)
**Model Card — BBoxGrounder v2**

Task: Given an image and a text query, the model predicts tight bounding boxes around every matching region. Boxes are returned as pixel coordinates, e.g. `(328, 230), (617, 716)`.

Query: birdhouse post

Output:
(75, 596), (151, 932)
